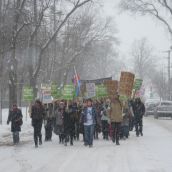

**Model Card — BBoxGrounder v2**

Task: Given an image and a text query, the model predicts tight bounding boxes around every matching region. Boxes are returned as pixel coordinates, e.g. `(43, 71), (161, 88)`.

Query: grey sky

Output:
(101, 0), (171, 68)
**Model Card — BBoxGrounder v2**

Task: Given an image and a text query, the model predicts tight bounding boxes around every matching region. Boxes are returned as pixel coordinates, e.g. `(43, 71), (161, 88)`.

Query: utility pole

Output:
(0, 0), (2, 124)
(167, 50), (171, 100)
(163, 49), (172, 100)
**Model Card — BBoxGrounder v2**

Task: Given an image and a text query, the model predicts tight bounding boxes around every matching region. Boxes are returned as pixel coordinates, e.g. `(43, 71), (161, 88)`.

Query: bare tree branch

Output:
(33, 0), (92, 78)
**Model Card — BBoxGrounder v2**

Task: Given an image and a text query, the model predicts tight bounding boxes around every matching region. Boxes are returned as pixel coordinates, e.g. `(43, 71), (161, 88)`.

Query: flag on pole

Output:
(73, 66), (81, 97)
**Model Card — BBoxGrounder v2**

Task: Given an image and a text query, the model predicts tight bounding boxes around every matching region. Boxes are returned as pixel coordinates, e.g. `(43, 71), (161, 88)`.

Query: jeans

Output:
(121, 125), (129, 138)
(13, 131), (19, 144)
(84, 124), (95, 146)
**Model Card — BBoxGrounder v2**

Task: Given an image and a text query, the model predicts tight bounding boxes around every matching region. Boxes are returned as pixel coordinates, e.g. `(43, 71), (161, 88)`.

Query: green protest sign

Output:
(23, 86), (34, 102)
(96, 84), (108, 98)
(133, 79), (143, 90)
(51, 83), (61, 99)
(62, 85), (75, 100)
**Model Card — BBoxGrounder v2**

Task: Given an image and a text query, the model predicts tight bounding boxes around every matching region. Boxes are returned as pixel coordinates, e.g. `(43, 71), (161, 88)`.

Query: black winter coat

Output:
(63, 109), (75, 134)
(31, 105), (45, 120)
(7, 109), (23, 132)
(133, 102), (145, 118)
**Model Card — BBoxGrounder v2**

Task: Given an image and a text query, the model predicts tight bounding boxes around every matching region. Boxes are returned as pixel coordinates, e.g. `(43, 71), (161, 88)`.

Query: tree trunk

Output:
(27, 0), (38, 100)
(9, 46), (18, 109)
(0, 0), (2, 124)
(8, 0), (26, 108)
(30, 76), (37, 99)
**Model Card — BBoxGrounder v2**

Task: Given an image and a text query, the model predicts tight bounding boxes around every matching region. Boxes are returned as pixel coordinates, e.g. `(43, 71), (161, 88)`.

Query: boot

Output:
(112, 137), (115, 143)
(39, 136), (42, 145)
(70, 137), (73, 146)
(34, 137), (38, 147)
(116, 141), (120, 145)
(116, 135), (120, 145)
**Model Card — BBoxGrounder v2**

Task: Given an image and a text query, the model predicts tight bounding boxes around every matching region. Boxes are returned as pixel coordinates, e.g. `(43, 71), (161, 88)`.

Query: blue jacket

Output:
(80, 107), (97, 125)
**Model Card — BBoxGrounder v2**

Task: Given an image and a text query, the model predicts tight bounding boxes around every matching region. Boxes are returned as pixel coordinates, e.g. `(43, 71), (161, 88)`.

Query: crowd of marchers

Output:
(7, 95), (145, 148)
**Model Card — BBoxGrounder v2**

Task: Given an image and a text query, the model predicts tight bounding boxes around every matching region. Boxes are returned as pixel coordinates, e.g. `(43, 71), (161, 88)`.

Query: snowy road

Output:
(0, 116), (172, 172)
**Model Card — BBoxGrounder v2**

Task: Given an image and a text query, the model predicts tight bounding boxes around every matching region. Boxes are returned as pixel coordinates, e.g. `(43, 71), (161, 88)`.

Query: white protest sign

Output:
(42, 89), (53, 104)
(86, 83), (96, 98)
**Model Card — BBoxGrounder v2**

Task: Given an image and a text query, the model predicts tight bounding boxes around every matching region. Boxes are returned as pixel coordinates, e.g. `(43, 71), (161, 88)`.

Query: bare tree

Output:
(6, 0), (29, 108)
(150, 68), (168, 100)
(131, 38), (155, 80)
(27, 0), (92, 98)
(119, 0), (172, 37)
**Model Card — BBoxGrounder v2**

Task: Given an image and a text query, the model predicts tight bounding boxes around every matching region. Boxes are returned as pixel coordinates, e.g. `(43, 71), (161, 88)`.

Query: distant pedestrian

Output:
(7, 104), (23, 145)
(54, 101), (65, 144)
(101, 104), (110, 140)
(133, 98), (145, 137)
(109, 94), (123, 145)
(31, 99), (45, 148)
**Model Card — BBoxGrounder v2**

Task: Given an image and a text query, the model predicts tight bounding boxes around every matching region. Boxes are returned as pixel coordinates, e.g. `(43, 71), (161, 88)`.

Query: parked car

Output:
(145, 102), (159, 116)
(154, 101), (172, 119)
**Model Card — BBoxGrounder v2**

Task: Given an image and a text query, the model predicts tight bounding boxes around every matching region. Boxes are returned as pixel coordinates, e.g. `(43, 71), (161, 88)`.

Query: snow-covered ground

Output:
(0, 109), (172, 172)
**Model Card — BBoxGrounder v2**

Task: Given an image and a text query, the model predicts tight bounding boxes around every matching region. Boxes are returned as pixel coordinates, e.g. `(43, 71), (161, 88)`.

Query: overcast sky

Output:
(101, 0), (171, 69)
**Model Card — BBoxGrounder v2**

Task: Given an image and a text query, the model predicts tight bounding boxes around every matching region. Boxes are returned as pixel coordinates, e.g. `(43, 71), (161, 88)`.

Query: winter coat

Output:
(72, 104), (80, 123)
(110, 100), (123, 123)
(55, 109), (64, 126)
(63, 109), (75, 134)
(96, 104), (103, 126)
(121, 115), (129, 126)
(101, 106), (110, 123)
(44, 104), (54, 119)
(31, 105), (45, 120)
(134, 102), (145, 118)
(7, 109), (23, 132)
(45, 118), (53, 130)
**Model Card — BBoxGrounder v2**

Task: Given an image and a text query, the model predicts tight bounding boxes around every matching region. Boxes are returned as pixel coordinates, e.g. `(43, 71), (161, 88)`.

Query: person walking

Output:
(31, 99), (45, 148)
(81, 99), (97, 148)
(101, 104), (110, 140)
(7, 104), (23, 145)
(133, 98), (145, 137)
(109, 95), (123, 145)
(64, 102), (75, 146)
